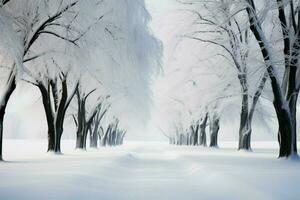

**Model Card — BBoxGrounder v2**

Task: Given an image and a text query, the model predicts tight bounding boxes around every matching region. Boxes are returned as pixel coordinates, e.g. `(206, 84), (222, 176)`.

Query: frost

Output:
(0, 9), (23, 76)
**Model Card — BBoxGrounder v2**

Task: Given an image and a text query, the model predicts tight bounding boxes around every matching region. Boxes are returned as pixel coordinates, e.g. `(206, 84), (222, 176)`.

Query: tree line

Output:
(166, 0), (300, 158)
(0, 0), (161, 160)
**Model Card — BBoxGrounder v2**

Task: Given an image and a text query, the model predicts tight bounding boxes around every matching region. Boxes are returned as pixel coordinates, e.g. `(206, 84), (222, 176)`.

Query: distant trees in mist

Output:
(164, 0), (300, 158)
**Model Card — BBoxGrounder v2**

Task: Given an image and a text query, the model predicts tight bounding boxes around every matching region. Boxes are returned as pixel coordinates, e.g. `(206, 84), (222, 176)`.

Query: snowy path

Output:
(0, 141), (300, 200)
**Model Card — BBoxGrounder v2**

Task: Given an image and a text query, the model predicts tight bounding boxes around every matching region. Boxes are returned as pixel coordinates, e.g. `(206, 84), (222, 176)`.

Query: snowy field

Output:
(0, 140), (300, 200)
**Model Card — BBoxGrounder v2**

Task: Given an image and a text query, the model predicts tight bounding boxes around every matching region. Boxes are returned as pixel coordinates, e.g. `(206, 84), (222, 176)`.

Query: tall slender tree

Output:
(244, 0), (298, 157)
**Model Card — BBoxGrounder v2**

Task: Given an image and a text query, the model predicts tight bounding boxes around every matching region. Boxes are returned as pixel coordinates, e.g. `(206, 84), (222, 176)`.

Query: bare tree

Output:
(245, 0), (298, 157)
(89, 101), (109, 148)
(25, 64), (79, 153)
(0, 0), (82, 159)
(182, 1), (268, 150)
(94, 118), (126, 147)
(73, 85), (105, 150)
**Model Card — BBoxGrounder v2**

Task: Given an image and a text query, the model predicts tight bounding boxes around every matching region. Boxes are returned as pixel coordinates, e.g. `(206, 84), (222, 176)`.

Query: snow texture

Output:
(0, 140), (300, 200)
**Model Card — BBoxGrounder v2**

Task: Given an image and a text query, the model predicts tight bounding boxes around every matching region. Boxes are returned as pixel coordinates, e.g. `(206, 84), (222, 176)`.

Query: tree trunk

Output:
(0, 70), (16, 161)
(238, 123), (252, 151)
(101, 127), (108, 146)
(90, 127), (98, 148)
(76, 133), (84, 149)
(282, 59), (298, 154)
(74, 87), (98, 150)
(191, 124), (199, 145)
(54, 128), (62, 153)
(209, 114), (220, 147)
(246, 1), (295, 157)
(274, 102), (293, 157)
(279, 61), (298, 156)
(75, 90), (85, 150)
(75, 124), (85, 149)
(238, 78), (251, 150)
(53, 118), (65, 154)
(37, 83), (55, 152)
(241, 72), (268, 151)
(82, 127), (88, 150)
(289, 91), (298, 152)
(275, 0), (299, 157)
(120, 132), (126, 145)
(54, 113), (65, 154)
(199, 113), (208, 146)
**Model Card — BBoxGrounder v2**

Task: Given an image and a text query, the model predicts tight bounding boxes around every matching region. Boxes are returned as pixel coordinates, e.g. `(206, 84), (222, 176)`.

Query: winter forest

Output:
(0, 0), (300, 199)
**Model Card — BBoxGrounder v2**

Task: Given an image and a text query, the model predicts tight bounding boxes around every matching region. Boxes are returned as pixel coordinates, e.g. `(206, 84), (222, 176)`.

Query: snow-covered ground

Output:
(0, 140), (300, 200)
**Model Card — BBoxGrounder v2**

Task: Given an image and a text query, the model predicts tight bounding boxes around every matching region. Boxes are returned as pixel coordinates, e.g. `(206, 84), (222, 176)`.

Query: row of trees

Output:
(166, 0), (299, 158)
(0, 0), (161, 160)
(73, 88), (125, 150)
